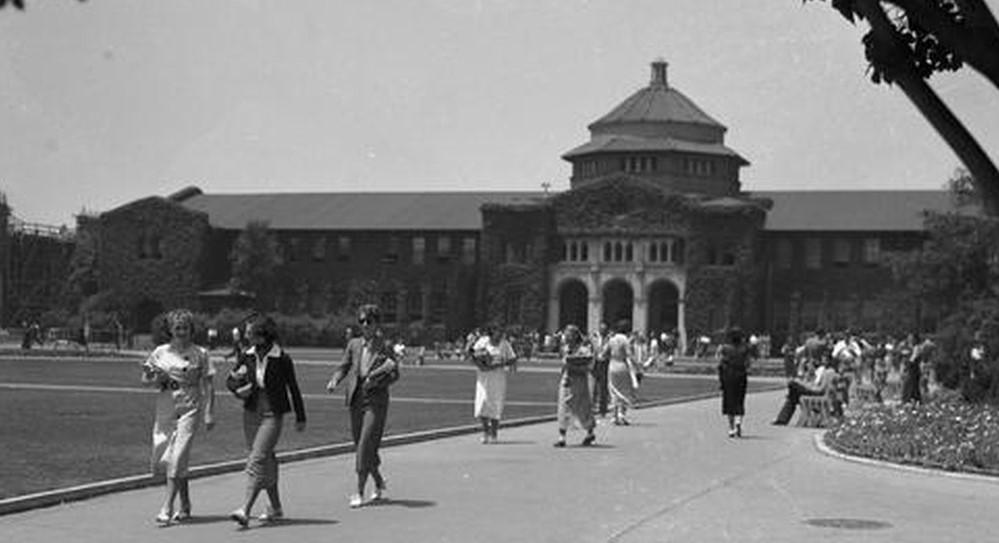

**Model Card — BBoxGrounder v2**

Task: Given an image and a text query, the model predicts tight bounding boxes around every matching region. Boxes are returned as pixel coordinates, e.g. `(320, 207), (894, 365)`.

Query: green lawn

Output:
(0, 357), (775, 499)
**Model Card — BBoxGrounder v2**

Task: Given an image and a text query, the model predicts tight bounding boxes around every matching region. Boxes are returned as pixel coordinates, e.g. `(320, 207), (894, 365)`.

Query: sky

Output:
(1, 0), (998, 227)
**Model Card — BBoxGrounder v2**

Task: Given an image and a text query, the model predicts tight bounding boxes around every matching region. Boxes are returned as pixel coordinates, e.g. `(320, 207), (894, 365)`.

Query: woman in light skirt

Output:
(471, 326), (518, 443)
(601, 320), (639, 425)
(554, 324), (596, 447)
(141, 309), (215, 524)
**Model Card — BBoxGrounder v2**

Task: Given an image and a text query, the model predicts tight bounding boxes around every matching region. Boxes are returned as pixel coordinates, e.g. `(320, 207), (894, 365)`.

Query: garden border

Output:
(814, 431), (999, 484)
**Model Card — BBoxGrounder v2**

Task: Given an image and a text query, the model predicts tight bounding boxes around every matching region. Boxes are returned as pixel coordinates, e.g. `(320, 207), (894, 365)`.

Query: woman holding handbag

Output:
(228, 315), (307, 527)
(554, 324), (596, 447)
(470, 325), (518, 444)
(326, 304), (400, 508)
(140, 309), (215, 525)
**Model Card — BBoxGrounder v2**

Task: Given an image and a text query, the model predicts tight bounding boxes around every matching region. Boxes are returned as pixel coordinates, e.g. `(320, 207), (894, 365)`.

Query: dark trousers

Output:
(591, 359), (609, 416)
(350, 390), (389, 476)
(774, 381), (823, 425)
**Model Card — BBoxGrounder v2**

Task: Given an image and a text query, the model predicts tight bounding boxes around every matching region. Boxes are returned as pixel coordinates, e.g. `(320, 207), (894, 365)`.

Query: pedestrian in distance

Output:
(228, 314), (307, 527)
(469, 324), (518, 444)
(140, 309), (216, 525)
(601, 319), (639, 426)
(717, 327), (752, 438)
(554, 324), (597, 447)
(326, 304), (400, 508)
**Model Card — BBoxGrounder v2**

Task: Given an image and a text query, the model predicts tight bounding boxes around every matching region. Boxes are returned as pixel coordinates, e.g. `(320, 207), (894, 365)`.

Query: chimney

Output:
(650, 59), (668, 88)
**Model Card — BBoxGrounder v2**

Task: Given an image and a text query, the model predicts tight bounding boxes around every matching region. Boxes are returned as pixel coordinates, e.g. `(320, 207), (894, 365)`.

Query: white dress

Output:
(143, 343), (214, 478)
(473, 336), (516, 420)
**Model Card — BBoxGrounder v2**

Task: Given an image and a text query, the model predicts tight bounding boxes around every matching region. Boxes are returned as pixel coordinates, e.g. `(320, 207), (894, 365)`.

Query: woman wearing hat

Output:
(140, 309), (216, 524)
(717, 327), (752, 437)
(327, 304), (399, 508)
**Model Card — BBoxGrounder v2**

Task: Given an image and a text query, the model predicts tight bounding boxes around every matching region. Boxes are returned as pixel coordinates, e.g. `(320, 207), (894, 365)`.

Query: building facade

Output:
(78, 61), (946, 345)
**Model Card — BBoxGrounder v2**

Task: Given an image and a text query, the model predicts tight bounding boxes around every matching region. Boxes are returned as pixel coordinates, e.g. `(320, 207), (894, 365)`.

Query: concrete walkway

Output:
(3, 390), (998, 542)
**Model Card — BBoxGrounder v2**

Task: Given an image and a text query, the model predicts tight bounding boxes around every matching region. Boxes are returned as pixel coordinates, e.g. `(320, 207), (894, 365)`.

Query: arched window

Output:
(650, 243), (659, 262)
(614, 242), (623, 261)
(604, 242), (612, 262)
(570, 242), (578, 261)
(625, 242), (633, 262)
(581, 243), (589, 261)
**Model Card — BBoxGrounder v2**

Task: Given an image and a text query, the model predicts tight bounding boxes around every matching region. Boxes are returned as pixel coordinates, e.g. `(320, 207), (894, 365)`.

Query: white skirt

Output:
(474, 369), (508, 419)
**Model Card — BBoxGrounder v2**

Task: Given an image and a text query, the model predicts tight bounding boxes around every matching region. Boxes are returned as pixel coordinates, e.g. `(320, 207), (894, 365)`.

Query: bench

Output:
(854, 383), (880, 405)
(796, 395), (836, 428)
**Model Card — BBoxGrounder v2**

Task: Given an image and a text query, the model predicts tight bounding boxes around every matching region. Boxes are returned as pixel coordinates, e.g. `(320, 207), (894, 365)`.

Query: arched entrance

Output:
(647, 279), (679, 335)
(558, 279), (589, 332)
(602, 279), (634, 330)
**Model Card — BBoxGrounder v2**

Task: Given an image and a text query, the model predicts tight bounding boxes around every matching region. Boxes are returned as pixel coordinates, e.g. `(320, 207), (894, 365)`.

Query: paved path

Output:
(3, 390), (998, 542)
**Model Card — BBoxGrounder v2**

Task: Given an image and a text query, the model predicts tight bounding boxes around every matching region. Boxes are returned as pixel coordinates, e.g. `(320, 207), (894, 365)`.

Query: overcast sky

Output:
(2, 0), (998, 226)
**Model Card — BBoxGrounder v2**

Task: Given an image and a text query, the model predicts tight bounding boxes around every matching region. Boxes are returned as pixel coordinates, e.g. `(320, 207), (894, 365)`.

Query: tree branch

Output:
(856, 0), (999, 215)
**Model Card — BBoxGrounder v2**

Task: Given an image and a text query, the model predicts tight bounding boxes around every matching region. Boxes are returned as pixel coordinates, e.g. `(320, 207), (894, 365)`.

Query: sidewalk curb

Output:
(812, 432), (999, 485)
(0, 388), (776, 517)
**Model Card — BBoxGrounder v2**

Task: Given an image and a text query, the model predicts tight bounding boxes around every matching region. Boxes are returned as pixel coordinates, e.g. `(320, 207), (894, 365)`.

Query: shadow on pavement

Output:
(258, 518), (340, 528)
(490, 440), (536, 446)
(172, 514), (233, 525)
(368, 498), (436, 509)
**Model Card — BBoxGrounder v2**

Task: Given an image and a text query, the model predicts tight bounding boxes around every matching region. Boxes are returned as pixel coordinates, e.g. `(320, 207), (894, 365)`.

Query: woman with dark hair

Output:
(326, 304), (399, 508)
(554, 324), (596, 447)
(140, 309), (215, 524)
(601, 319), (638, 426)
(717, 327), (752, 438)
(228, 315), (307, 527)
(470, 325), (518, 443)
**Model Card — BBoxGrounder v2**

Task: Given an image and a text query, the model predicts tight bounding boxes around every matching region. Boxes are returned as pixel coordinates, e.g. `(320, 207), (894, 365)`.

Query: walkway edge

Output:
(812, 432), (999, 485)
(0, 388), (775, 517)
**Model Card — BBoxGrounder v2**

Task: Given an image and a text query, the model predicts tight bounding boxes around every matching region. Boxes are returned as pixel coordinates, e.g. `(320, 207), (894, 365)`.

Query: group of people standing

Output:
(140, 304), (398, 528)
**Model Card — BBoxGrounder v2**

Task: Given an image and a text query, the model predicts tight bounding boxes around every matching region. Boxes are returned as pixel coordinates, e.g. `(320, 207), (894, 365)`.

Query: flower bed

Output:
(825, 394), (999, 476)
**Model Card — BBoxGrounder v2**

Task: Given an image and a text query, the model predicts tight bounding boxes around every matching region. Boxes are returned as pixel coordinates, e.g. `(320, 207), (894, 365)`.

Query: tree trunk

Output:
(857, 0), (999, 216)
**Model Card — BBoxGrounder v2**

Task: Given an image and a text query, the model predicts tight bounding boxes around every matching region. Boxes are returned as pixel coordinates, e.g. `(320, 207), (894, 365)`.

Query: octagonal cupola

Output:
(563, 59), (750, 196)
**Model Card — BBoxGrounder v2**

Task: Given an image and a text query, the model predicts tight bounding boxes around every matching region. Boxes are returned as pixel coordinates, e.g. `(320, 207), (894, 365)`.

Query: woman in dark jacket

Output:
(229, 315), (306, 527)
(717, 327), (752, 438)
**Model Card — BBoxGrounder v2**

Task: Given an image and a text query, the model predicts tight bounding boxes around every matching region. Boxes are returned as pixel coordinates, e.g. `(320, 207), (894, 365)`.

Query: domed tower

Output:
(562, 60), (749, 196)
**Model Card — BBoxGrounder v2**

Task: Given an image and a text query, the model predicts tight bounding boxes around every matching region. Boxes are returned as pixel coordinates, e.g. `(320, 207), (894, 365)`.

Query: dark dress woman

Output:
(717, 327), (752, 438)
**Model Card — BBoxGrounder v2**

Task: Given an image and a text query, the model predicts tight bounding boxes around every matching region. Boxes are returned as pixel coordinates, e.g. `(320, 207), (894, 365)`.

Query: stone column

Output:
(547, 292), (559, 333)
(632, 272), (647, 334)
(677, 299), (688, 355)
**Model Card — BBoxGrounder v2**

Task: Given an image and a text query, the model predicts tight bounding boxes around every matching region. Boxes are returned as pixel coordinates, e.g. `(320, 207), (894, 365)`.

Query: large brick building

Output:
(83, 60), (952, 347)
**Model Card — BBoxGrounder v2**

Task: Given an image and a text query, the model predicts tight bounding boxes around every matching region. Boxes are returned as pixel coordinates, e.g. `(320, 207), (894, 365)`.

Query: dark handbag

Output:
(226, 366), (255, 400)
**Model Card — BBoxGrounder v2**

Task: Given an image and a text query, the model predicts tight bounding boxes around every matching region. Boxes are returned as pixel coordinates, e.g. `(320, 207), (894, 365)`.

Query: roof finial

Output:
(650, 58), (668, 88)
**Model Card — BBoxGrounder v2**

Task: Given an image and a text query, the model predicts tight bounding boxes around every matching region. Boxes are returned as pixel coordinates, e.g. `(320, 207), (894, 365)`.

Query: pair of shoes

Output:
(553, 439), (566, 448)
(154, 510), (172, 525)
(581, 434), (596, 447)
(258, 507), (283, 522)
(728, 429), (736, 438)
(171, 509), (191, 522)
(229, 508), (249, 528)
(349, 494), (366, 509)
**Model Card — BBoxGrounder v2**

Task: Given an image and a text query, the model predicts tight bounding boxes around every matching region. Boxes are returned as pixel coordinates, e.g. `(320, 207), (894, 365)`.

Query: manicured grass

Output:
(0, 357), (776, 499)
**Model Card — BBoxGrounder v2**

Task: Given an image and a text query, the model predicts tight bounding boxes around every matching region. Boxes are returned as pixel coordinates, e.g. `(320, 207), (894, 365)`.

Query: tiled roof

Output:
(180, 191), (545, 231)
(590, 85), (724, 129)
(177, 189), (958, 233)
(751, 190), (955, 232)
(562, 134), (747, 162)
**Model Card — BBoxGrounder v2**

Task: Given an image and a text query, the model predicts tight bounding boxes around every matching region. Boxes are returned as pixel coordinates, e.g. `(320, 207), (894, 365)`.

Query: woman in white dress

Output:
(140, 309), (216, 524)
(471, 326), (518, 443)
(601, 320), (639, 425)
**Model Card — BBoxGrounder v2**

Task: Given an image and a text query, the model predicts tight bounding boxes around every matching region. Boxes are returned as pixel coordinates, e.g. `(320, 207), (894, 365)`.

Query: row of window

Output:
(560, 238), (687, 264)
(283, 235), (477, 266)
(573, 156), (719, 178)
(773, 238), (882, 270)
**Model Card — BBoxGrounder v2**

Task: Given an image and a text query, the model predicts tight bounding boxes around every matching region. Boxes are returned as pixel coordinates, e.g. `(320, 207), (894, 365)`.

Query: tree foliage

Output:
(808, 0), (999, 215)
(881, 170), (999, 402)
(228, 221), (283, 309)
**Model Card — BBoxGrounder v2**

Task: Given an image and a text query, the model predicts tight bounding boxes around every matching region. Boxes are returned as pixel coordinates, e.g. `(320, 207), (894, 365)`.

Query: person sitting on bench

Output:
(771, 357), (840, 425)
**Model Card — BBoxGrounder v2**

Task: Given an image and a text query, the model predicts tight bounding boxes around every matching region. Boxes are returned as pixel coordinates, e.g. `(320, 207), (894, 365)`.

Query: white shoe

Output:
(258, 507), (283, 522)
(371, 483), (387, 502)
(349, 494), (365, 508)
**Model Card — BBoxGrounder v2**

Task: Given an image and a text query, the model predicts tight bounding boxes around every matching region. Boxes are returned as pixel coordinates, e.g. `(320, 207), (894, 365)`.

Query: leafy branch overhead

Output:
(0, 0), (86, 10)
(808, 0), (999, 216)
